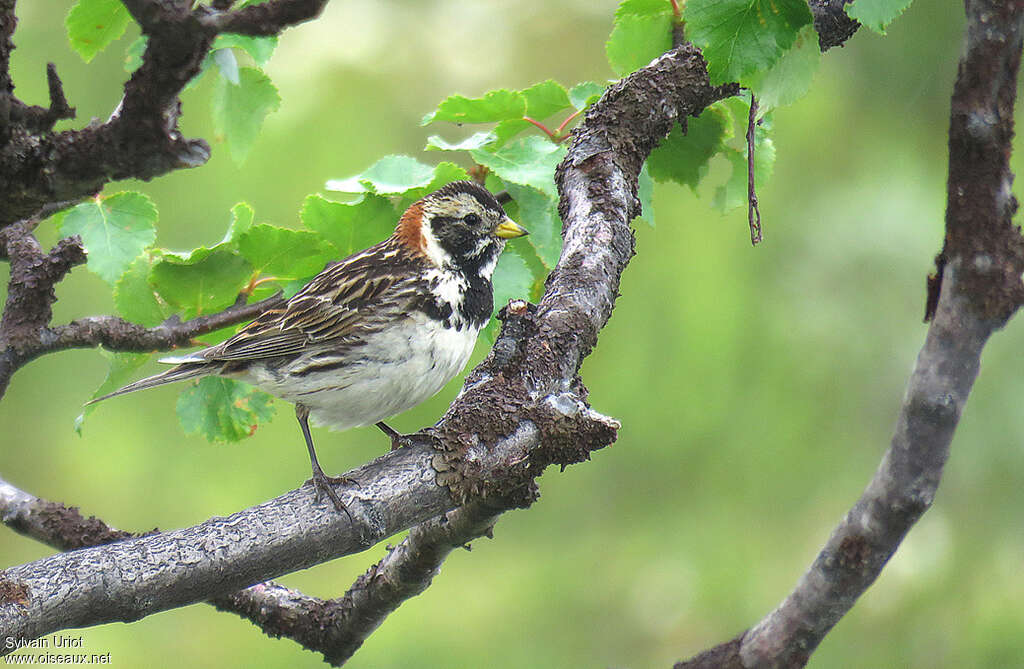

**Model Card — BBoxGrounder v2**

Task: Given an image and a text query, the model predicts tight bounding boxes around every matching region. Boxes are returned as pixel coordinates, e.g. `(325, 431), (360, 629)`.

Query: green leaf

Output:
(177, 377), (276, 443)
(57, 192), (158, 286)
(505, 183), (562, 270)
(150, 248), (253, 320)
(407, 162), (472, 200)
(425, 131), (497, 152)
(470, 135), (566, 199)
(685, 0), (813, 84)
(637, 163), (655, 227)
(522, 80), (572, 120)
(615, 0), (678, 17)
(491, 119), (535, 146)
(124, 35), (146, 73)
(66, 0), (132, 63)
(647, 107), (730, 190)
(211, 66), (281, 165)
(113, 254), (169, 327)
(75, 351), (150, 434)
(421, 89), (526, 125)
(744, 26), (821, 111)
(485, 249), (537, 342)
(846, 0), (914, 34)
(568, 81), (606, 110)
(222, 202), (256, 245)
(325, 155), (436, 195)
(713, 125), (776, 211)
(606, 9), (674, 76)
(238, 224), (335, 280)
(301, 194), (398, 256)
(212, 33), (278, 65)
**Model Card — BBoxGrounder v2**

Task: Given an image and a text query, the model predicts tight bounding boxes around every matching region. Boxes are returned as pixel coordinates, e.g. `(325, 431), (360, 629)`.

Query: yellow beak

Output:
(494, 217), (529, 239)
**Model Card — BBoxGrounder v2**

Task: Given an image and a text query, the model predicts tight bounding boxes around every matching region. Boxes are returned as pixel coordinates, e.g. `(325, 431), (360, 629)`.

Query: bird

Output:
(89, 180), (528, 517)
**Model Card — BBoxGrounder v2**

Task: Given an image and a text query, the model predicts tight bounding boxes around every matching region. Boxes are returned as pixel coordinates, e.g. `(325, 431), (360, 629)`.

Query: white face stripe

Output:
(418, 191), (506, 269)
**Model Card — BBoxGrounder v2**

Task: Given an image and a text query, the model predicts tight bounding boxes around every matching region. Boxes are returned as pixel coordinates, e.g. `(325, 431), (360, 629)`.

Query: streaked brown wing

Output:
(205, 240), (426, 362)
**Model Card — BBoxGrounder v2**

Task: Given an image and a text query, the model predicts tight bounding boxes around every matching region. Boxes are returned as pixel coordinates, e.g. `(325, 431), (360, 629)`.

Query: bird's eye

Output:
(464, 213), (482, 226)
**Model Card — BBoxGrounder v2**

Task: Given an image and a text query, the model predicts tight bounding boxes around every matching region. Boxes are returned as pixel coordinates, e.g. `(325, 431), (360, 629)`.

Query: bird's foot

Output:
(376, 421), (413, 451)
(307, 469), (356, 522)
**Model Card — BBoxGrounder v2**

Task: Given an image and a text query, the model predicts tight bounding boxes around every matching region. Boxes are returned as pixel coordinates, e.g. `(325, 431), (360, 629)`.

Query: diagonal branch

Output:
(676, 1), (1024, 666)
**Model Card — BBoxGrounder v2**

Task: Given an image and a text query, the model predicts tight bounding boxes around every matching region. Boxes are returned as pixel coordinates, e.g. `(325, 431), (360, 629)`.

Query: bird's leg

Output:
(296, 404), (354, 521)
(375, 421), (409, 451)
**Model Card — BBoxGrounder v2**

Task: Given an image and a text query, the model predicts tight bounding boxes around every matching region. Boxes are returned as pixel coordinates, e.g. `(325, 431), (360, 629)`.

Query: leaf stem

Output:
(521, 116), (558, 142)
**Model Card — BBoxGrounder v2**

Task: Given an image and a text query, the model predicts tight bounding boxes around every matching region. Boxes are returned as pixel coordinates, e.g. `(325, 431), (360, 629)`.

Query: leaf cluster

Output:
(58, 0), (909, 443)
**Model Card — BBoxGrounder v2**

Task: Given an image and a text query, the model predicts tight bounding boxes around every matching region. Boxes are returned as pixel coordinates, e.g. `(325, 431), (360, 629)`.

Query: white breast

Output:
(241, 312), (480, 431)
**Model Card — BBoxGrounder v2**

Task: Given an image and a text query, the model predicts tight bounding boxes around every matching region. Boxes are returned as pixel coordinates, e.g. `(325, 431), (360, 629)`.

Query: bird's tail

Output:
(86, 362), (212, 404)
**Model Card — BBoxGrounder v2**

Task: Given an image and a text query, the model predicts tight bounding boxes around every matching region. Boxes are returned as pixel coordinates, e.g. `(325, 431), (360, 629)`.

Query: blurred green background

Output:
(3, 1), (1023, 667)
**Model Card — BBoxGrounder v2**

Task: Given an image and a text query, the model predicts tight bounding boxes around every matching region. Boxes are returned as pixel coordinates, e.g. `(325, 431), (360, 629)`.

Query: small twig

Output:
(746, 92), (762, 246)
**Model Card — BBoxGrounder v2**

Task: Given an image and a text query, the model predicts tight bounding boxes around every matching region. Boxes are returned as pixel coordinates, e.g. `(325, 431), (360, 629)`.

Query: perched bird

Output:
(90, 181), (528, 516)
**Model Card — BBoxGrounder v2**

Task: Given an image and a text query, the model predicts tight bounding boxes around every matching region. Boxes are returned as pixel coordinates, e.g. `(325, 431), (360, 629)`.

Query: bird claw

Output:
(307, 470), (355, 523)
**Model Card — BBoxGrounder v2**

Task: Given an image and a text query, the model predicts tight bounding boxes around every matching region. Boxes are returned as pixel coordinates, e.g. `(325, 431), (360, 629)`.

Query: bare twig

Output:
(746, 92), (762, 246)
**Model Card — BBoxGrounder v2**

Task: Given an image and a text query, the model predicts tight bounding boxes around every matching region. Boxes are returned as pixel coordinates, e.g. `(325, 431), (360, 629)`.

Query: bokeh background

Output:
(3, 1), (1023, 667)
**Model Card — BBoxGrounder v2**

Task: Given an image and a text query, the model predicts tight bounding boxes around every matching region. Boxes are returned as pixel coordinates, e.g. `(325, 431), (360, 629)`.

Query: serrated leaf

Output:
(425, 131), (497, 152)
(647, 107), (730, 190)
(637, 163), (655, 227)
(616, 0), (678, 17)
(568, 81), (606, 110)
(846, 0), (913, 34)
(685, 0), (813, 84)
(745, 26), (821, 111)
(150, 248), (253, 319)
(470, 135), (566, 199)
(114, 254), (168, 327)
(66, 0), (132, 63)
(222, 202), (255, 245)
(505, 183), (561, 270)
(75, 351), (150, 434)
(484, 249), (537, 342)
(407, 162), (472, 200)
(301, 193), (398, 256)
(238, 224), (335, 279)
(211, 66), (281, 165)
(713, 129), (776, 211)
(492, 119), (535, 146)
(212, 33), (278, 65)
(177, 377), (276, 443)
(325, 155), (436, 195)
(522, 80), (572, 120)
(58, 192), (158, 286)
(606, 12), (674, 76)
(421, 89), (526, 125)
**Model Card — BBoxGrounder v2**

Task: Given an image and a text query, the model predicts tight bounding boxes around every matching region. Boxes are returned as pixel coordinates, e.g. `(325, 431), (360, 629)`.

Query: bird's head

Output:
(395, 181), (528, 275)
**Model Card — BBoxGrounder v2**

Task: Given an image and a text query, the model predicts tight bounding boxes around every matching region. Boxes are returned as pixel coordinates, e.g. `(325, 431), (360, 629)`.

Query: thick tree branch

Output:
(677, 1), (1024, 667)
(0, 474), (502, 666)
(0, 0), (331, 226)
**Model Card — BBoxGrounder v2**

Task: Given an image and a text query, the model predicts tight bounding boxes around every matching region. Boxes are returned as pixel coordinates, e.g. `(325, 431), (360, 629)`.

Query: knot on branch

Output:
(431, 301), (620, 505)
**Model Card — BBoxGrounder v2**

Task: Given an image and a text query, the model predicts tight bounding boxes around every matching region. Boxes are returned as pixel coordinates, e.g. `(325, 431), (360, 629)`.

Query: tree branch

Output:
(0, 288), (285, 399)
(676, 1), (1024, 666)
(808, 0), (860, 51)
(0, 0), (332, 226)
